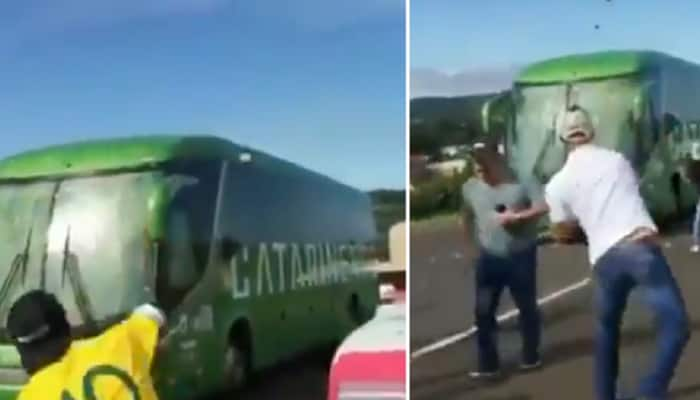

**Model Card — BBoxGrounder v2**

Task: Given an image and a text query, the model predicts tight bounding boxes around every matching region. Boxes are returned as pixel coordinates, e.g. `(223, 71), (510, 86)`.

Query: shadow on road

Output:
(541, 319), (700, 371)
(185, 347), (334, 400)
(412, 298), (590, 386)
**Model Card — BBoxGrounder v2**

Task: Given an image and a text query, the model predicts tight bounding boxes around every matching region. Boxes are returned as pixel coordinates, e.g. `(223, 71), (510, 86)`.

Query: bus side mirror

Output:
(481, 91), (512, 139)
(220, 236), (240, 261)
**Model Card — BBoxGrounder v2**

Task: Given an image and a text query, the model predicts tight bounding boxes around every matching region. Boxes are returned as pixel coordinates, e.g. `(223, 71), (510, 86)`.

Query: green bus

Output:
(0, 135), (380, 399)
(482, 50), (700, 222)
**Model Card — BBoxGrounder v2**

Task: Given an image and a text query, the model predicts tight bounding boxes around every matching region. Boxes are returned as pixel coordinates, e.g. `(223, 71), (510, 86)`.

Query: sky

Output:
(411, 0), (700, 98)
(0, 0), (405, 191)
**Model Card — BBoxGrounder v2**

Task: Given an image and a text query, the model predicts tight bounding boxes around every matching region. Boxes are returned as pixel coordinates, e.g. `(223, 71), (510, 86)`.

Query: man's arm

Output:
(543, 177), (581, 243)
(513, 202), (549, 222)
(460, 180), (478, 245)
(126, 304), (168, 366)
(495, 179), (549, 225)
(132, 303), (166, 329)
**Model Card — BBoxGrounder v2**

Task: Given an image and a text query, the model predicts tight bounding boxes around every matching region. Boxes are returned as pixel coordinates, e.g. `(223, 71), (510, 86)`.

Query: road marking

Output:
(411, 277), (592, 360)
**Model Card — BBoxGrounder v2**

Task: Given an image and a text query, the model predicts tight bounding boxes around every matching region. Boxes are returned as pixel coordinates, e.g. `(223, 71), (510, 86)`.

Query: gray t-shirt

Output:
(462, 177), (544, 256)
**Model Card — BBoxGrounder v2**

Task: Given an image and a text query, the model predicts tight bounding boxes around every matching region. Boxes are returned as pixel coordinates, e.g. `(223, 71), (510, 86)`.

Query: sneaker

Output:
(691, 245), (700, 253)
(468, 369), (501, 379)
(519, 359), (542, 371)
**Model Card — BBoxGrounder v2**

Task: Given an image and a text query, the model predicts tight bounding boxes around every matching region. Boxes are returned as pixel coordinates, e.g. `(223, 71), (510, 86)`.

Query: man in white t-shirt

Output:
(540, 106), (689, 400)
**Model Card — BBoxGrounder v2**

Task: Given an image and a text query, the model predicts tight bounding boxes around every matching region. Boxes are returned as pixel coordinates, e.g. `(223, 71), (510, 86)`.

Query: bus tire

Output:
(224, 322), (252, 393)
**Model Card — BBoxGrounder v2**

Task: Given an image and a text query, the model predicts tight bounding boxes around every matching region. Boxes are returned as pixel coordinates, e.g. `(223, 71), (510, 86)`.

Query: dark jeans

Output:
(474, 245), (541, 371)
(593, 241), (690, 400)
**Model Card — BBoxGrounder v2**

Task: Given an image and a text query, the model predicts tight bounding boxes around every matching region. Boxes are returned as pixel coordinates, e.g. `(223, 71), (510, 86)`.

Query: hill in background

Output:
(410, 92), (502, 156)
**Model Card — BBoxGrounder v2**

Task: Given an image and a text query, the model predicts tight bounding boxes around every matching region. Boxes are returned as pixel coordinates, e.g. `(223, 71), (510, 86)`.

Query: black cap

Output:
(7, 290), (70, 346)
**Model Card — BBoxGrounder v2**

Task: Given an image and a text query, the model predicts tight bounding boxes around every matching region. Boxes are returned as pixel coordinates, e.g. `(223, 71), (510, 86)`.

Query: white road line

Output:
(411, 277), (592, 360)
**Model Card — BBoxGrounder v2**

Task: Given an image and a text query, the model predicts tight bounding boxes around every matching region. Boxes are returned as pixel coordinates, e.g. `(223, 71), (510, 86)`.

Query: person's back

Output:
(544, 106), (689, 400)
(546, 144), (656, 264)
(19, 313), (160, 400)
(8, 291), (164, 400)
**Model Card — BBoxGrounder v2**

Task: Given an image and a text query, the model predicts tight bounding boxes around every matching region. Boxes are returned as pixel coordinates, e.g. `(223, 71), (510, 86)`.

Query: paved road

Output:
(236, 359), (328, 400)
(198, 350), (332, 400)
(411, 217), (700, 400)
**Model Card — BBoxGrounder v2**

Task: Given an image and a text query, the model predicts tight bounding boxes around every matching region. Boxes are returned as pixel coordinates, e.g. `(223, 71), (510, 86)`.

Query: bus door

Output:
(155, 160), (224, 395)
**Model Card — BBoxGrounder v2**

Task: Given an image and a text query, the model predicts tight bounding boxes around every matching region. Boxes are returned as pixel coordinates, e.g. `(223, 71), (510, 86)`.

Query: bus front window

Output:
(0, 171), (161, 338)
(512, 77), (642, 182)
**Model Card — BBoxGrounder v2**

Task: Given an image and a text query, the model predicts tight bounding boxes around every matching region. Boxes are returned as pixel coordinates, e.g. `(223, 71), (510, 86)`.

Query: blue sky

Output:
(411, 0), (700, 97)
(0, 0), (405, 190)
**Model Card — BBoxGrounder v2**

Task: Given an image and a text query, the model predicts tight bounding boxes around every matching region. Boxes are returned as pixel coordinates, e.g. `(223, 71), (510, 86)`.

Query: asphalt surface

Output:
(199, 353), (330, 400)
(410, 216), (700, 400)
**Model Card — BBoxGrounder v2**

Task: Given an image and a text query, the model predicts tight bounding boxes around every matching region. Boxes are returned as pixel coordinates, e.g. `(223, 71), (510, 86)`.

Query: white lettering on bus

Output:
(256, 244), (275, 295)
(228, 242), (372, 299)
(291, 244), (303, 290)
(232, 246), (251, 299)
(322, 244), (337, 284)
(272, 242), (287, 293)
(304, 244), (318, 287)
(338, 245), (349, 282)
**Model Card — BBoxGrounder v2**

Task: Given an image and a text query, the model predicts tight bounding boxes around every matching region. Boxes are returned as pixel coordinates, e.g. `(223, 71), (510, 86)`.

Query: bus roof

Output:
(516, 50), (674, 85)
(0, 135), (354, 192)
(0, 135), (246, 180)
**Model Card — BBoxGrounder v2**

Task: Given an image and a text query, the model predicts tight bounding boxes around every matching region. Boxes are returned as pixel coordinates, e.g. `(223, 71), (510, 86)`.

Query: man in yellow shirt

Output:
(7, 290), (166, 400)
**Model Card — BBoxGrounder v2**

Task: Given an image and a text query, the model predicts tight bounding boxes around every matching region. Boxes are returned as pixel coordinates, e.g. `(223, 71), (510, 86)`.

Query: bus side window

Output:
(157, 160), (221, 311)
(167, 211), (198, 290)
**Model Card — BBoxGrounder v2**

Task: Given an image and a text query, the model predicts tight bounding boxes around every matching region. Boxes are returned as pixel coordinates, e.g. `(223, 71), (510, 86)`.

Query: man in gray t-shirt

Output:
(462, 177), (543, 256)
(461, 143), (548, 378)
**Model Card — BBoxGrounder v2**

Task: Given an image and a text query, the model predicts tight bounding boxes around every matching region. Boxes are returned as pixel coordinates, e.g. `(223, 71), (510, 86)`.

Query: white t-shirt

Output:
(691, 141), (700, 161)
(544, 145), (657, 266)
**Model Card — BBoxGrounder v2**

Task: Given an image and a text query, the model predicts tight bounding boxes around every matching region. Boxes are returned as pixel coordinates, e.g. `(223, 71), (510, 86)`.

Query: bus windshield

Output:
(0, 171), (162, 337)
(511, 76), (640, 181)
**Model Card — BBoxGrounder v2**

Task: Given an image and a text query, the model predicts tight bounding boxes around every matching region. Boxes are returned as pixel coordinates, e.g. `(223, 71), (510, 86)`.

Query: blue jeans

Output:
(593, 241), (690, 400)
(474, 245), (541, 371)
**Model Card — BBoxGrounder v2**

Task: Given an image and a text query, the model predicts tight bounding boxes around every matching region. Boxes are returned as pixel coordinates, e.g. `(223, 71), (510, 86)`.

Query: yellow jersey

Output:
(17, 313), (160, 400)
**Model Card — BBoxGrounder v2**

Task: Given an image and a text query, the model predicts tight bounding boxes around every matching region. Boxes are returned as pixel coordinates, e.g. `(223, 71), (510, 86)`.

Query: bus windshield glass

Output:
(0, 170), (162, 335)
(511, 76), (640, 181)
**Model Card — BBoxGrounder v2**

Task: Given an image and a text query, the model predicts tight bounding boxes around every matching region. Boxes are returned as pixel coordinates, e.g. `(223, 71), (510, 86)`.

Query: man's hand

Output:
(550, 222), (585, 244)
(495, 209), (521, 226)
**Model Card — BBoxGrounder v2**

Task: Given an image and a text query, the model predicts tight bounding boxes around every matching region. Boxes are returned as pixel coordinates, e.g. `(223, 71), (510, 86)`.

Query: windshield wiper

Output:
(0, 227), (33, 323)
(39, 182), (61, 290)
(59, 227), (97, 329)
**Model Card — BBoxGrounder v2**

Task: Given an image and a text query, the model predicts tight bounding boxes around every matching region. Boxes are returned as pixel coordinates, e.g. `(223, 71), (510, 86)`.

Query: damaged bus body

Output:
(483, 50), (700, 223)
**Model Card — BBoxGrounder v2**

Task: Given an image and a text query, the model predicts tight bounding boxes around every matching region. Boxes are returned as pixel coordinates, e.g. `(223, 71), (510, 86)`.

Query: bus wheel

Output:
(224, 323), (252, 392)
